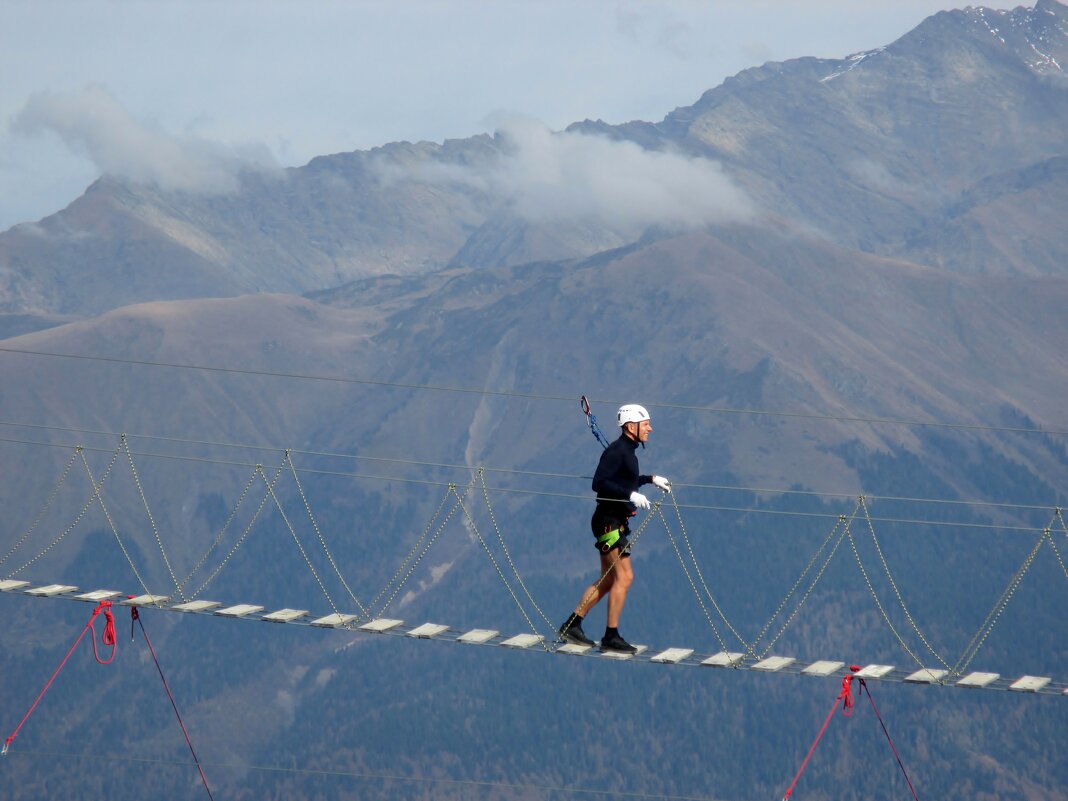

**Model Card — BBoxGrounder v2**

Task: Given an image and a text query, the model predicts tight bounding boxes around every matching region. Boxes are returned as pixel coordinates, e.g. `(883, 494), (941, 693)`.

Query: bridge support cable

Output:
(0, 447), (80, 569)
(364, 484), (457, 620)
(475, 468), (558, 639)
(855, 496), (953, 673)
(180, 463), (262, 590)
(286, 452), (368, 619)
(453, 470), (551, 650)
(189, 459), (287, 600)
(952, 512), (1061, 677)
(259, 450), (345, 620)
(366, 478), (477, 621)
(5, 443), (121, 579)
(750, 512), (854, 661)
(656, 497), (747, 657)
(121, 434), (188, 603)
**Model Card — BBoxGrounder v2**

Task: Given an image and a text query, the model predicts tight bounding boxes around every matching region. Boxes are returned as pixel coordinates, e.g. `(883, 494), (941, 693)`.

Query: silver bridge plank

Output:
(2, 579), (1065, 697)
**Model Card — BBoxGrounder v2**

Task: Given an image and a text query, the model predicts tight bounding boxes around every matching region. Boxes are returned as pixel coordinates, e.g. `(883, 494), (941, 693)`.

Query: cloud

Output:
(407, 115), (755, 235)
(11, 84), (274, 194)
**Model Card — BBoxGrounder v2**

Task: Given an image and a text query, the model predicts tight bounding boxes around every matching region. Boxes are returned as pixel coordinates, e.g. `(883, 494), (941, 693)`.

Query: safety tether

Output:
(781, 666), (919, 800)
(581, 396), (611, 450)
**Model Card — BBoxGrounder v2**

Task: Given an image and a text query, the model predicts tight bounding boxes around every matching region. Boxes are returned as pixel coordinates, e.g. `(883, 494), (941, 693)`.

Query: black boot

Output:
(601, 628), (637, 654)
(558, 614), (595, 646)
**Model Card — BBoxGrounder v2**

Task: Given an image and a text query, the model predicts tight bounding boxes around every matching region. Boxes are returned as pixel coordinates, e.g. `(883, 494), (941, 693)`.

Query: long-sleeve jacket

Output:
(592, 434), (652, 517)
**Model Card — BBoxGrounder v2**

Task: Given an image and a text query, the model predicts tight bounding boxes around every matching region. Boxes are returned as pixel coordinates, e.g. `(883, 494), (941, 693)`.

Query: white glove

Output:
(630, 491), (650, 510)
(652, 475), (672, 493)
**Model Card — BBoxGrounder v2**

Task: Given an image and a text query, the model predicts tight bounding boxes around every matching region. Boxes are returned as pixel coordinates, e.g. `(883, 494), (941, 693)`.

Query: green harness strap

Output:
(596, 527), (622, 548)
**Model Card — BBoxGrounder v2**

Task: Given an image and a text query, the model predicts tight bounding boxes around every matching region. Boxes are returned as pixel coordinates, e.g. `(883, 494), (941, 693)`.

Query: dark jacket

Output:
(592, 434), (652, 517)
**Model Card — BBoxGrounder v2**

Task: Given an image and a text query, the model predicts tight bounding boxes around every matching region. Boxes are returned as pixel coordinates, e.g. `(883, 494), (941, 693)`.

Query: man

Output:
(559, 403), (671, 653)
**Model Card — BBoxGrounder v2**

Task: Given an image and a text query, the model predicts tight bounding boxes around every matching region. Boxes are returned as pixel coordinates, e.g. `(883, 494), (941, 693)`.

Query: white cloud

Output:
(407, 115), (755, 235)
(12, 84), (274, 194)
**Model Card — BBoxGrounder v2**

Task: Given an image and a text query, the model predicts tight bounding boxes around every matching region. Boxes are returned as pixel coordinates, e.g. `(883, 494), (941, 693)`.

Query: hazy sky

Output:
(1, 0), (1023, 232)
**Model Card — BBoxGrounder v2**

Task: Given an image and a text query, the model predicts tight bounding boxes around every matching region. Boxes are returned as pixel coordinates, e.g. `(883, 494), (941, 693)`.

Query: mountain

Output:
(2, 1), (1067, 334)
(2, 3), (1068, 801)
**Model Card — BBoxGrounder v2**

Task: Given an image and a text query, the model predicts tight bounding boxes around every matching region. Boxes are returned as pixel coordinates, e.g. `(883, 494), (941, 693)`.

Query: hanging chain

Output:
(258, 451), (341, 618)
(846, 497), (931, 671)
(953, 524), (1049, 677)
(455, 478), (551, 651)
(750, 504), (854, 658)
(664, 492), (751, 654)
(1050, 509), (1068, 582)
(7, 444), (121, 578)
(181, 464), (261, 589)
(757, 515), (852, 660)
(365, 487), (453, 618)
(191, 458), (286, 599)
(858, 496), (951, 671)
(476, 468), (557, 635)
(79, 445), (156, 603)
(370, 479), (475, 620)
(657, 505), (734, 656)
(287, 455), (368, 618)
(121, 434), (187, 602)
(1, 447), (80, 568)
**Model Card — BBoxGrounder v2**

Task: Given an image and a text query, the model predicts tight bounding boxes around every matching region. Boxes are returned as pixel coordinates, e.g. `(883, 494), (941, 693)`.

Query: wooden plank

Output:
(904, 668), (948, 684)
(311, 613), (358, 627)
(25, 584), (78, 597)
(855, 664), (895, 679)
(557, 642), (594, 655)
(458, 629), (498, 644)
(650, 648), (694, 664)
(753, 656), (795, 672)
(500, 633), (543, 649)
(358, 617), (402, 632)
(172, 600), (222, 613)
(74, 590), (123, 602)
(0, 580), (31, 591)
(957, 672), (1000, 688)
(407, 623), (449, 639)
(802, 660), (845, 677)
(600, 644), (648, 661)
(1009, 675), (1050, 693)
(701, 651), (745, 668)
(122, 594), (169, 606)
(215, 604), (264, 618)
(262, 608), (308, 623)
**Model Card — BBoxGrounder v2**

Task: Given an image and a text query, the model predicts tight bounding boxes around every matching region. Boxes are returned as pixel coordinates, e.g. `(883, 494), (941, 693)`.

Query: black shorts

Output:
(591, 508), (632, 557)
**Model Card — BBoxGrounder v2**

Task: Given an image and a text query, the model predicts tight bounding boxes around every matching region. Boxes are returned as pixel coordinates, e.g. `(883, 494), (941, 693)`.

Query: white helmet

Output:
(617, 404), (650, 427)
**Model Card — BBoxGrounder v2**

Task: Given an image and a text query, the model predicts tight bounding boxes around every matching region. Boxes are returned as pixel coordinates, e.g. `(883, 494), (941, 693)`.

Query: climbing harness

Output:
(782, 666), (919, 800)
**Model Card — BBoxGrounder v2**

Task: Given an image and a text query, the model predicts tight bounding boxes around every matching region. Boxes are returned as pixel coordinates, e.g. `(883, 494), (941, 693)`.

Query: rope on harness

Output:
(2, 600), (117, 756)
(581, 396), (611, 450)
(781, 666), (919, 800)
(131, 606), (216, 801)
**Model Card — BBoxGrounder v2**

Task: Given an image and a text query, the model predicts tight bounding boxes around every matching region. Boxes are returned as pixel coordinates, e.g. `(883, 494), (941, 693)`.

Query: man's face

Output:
(628, 419), (652, 442)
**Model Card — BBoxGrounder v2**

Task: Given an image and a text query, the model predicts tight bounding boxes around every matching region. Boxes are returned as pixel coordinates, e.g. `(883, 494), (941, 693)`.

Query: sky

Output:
(0, 0), (1024, 233)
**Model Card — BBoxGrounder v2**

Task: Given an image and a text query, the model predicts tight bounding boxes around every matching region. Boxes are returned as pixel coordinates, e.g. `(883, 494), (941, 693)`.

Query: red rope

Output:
(781, 667), (858, 800)
(782, 665), (921, 800)
(3, 600), (116, 755)
(131, 607), (216, 801)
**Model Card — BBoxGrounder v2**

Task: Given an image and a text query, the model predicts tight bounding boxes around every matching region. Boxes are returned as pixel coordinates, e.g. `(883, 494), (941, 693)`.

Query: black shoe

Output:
(600, 631), (638, 654)
(559, 617), (595, 647)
